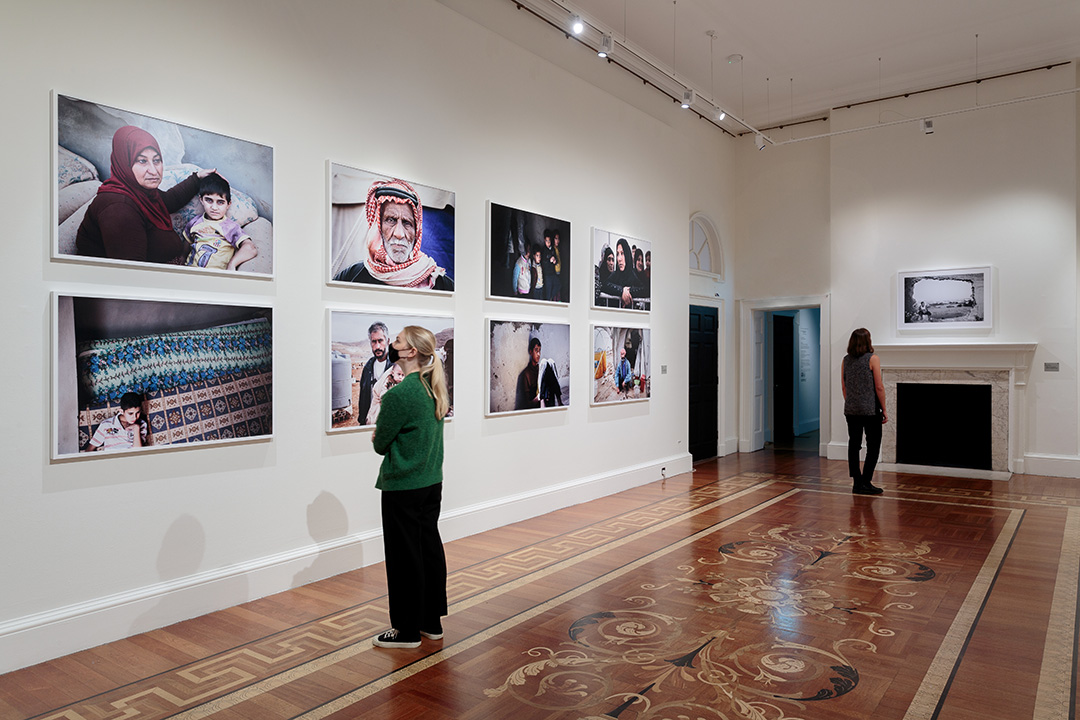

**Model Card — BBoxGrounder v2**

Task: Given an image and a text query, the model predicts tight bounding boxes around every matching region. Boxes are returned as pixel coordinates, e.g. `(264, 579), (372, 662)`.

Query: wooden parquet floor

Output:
(3, 449), (1080, 719)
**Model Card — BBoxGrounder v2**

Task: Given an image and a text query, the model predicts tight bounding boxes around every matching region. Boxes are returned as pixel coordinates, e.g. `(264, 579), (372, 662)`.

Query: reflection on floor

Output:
(3, 450), (1078, 720)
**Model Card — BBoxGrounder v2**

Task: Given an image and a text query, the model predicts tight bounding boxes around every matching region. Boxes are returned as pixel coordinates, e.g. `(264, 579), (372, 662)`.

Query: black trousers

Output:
(846, 414), (882, 485)
(381, 483), (447, 635)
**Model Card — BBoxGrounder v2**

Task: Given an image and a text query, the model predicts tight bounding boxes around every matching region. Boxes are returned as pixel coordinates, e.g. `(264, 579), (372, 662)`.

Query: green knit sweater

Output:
(373, 372), (444, 491)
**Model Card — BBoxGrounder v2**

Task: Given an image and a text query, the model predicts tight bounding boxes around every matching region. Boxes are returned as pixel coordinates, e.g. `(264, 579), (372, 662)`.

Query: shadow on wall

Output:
(130, 514), (250, 636)
(294, 491), (353, 588)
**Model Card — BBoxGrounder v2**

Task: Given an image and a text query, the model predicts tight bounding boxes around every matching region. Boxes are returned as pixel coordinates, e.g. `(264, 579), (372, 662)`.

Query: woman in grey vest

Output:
(841, 328), (887, 494)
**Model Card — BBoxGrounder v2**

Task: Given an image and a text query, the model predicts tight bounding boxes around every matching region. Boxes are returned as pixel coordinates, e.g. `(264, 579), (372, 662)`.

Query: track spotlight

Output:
(681, 88), (695, 109)
(569, 14), (584, 35)
(597, 33), (613, 58)
(716, 109), (726, 122)
(755, 133), (766, 151)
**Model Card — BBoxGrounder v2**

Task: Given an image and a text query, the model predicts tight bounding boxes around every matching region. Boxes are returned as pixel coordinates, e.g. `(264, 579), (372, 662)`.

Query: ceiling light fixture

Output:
(755, 133), (766, 150)
(569, 14), (584, 34)
(681, 88), (695, 109)
(717, 109), (726, 122)
(598, 33), (613, 58)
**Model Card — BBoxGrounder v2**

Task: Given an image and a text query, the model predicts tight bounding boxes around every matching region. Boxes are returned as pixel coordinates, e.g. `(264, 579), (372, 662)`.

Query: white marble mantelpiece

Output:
(874, 342), (1037, 479)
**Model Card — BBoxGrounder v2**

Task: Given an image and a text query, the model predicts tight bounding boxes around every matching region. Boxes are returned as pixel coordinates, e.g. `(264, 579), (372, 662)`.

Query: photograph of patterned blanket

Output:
(55, 295), (272, 458)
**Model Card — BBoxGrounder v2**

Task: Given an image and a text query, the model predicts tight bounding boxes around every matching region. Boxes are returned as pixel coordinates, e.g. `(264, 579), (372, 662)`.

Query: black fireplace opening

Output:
(895, 383), (992, 471)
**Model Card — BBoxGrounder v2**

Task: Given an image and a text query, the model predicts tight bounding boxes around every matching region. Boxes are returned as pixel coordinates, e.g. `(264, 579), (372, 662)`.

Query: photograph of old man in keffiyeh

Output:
(329, 163), (455, 292)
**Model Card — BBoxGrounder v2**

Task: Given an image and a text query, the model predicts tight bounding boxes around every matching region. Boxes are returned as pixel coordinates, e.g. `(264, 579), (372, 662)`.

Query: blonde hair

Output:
(398, 325), (450, 420)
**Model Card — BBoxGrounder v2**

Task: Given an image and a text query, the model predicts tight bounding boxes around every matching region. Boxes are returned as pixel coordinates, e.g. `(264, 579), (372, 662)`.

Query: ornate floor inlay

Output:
(7, 465), (1080, 720)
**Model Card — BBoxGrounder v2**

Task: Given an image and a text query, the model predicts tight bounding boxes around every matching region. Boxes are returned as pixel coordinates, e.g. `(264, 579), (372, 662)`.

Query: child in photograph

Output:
(86, 392), (147, 452)
(184, 173), (258, 271)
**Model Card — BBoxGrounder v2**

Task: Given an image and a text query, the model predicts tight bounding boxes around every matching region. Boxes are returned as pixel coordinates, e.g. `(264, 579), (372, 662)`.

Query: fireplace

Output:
(873, 343), (1036, 480)
(895, 382), (993, 471)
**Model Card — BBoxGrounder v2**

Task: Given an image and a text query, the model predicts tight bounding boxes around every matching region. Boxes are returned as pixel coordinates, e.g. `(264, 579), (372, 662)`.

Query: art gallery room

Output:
(4, 0), (1080, 717)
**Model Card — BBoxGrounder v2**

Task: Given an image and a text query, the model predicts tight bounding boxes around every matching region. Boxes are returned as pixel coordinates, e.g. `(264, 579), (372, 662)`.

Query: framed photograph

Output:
(329, 163), (454, 293)
(488, 202), (570, 304)
(592, 228), (651, 311)
(592, 325), (651, 405)
(329, 310), (454, 431)
(55, 93), (274, 276)
(53, 294), (273, 459)
(487, 319), (571, 415)
(897, 266), (992, 329)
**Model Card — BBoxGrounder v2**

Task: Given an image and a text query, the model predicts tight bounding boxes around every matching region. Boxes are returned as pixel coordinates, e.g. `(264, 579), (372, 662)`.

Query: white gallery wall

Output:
(0, 0), (734, 672)
(827, 65), (1079, 468)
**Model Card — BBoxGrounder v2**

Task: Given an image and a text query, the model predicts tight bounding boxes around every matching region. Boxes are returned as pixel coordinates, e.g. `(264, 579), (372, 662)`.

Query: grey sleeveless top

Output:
(843, 352), (878, 417)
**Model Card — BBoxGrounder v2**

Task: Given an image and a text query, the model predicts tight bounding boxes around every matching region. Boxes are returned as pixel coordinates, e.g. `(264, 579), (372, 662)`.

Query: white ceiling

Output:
(543, 0), (1080, 133)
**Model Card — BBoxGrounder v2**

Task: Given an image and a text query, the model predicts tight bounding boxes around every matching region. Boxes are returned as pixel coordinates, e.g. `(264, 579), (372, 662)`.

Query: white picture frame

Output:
(328, 308), (455, 432)
(53, 292), (274, 460)
(591, 324), (651, 405)
(592, 227), (652, 312)
(54, 93), (275, 277)
(486, 318), (571, 416)
(897, 266), (992, 330)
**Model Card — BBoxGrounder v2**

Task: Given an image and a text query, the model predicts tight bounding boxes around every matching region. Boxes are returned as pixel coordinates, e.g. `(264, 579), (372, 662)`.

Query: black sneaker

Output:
(373, 629), (421, 649)
(853, 484), (884, 495)
(420, 626), (444, 640)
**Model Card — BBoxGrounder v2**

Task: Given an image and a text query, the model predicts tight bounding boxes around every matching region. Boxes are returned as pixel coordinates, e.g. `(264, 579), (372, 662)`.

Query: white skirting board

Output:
(0, 452), (692, 674)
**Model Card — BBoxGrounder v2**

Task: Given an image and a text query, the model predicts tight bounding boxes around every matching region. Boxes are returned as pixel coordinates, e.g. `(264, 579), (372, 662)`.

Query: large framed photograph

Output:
(487, 319), (571, 415)
(488, 202), (570, 304)
(897, 266), (992, 329)
(329, 163), (455, 293)
(329, 310), (454, 431)
(54, 294), (273, 459)
(55, 94), (274, 276)
(592, 325), (651, 405)
(592, 228), (651, 311)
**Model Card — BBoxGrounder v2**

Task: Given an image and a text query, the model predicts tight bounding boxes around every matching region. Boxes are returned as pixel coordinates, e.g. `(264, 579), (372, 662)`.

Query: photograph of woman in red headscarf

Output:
(329, 163), (455, 293)
(55, 94), (274, 275)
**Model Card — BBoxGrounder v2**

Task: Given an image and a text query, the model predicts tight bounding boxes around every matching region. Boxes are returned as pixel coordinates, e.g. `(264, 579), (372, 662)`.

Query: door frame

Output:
(738, 294), (830, 455)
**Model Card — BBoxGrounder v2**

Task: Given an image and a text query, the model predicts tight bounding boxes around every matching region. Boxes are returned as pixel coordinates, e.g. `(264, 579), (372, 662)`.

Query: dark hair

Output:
(198, 172), (231, 202)
(368, 321), (388, 338)
(847, 328), (874, 356)
(120, 392), (143, 411)
(528, 337), (542, 352)
(531, 243), (543, 256)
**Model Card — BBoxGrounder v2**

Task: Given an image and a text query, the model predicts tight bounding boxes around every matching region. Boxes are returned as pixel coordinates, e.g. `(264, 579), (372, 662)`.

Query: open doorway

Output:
(738, 296), (829, 455)
(764, 308), (821, 451)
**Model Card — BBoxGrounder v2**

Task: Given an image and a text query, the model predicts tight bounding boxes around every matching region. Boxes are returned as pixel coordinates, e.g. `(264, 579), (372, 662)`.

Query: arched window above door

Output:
(689, 213), (724, 281)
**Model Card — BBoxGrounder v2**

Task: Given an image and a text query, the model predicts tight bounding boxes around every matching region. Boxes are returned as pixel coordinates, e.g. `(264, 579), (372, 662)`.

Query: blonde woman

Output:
(371, 326), (451, 649)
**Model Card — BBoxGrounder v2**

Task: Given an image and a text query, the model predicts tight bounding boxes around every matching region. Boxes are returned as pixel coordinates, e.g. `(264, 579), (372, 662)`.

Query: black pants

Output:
(846, 414), (882, 485)
(381, 483), (447, 635)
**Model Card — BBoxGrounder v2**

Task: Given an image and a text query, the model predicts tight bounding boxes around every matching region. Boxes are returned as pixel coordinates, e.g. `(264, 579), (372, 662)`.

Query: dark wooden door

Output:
(772, 314), (794, 445)
(689, 305), (719, 462)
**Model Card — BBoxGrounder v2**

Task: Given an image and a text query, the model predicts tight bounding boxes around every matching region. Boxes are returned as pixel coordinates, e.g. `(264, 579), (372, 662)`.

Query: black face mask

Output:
(387, 345), (400, 364)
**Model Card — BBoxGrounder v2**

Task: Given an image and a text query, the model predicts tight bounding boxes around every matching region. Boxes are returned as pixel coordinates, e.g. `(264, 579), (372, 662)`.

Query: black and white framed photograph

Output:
(592, 228), (651, 311)
(592, 324), (651, 405)
(488, 202), (569, 304)
(329, 163), (455, 293)
(54, 294), (273, 459)
(897, 266), (992, 329)
(487, 319), (570, 415)
(55, 94), (274, 276)
(329, 310), (454, 431)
